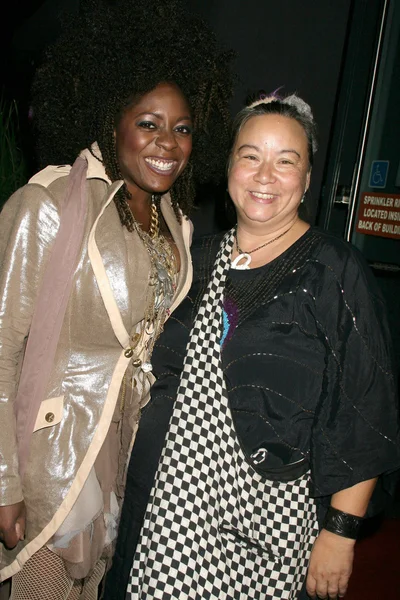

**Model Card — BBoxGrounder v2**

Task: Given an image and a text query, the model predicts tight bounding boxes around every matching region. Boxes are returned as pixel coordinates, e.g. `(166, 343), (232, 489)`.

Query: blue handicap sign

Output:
(369, 160), (389, 189)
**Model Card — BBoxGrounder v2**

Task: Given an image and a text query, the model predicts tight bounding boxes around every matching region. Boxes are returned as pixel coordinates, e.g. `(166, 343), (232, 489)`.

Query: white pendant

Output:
(141, 362), (153, 373)
(231, 253), (251, 270)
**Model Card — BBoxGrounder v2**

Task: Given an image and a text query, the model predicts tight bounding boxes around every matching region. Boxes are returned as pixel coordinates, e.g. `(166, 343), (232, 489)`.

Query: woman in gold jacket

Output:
(0, 0), (233, 597)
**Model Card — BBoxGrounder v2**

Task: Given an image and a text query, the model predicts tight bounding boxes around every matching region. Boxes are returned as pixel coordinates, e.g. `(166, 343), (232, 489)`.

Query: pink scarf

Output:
(15, 156), (88, 478)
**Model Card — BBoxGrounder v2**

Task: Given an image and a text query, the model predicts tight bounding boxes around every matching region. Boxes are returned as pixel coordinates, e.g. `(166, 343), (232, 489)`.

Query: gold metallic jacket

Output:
(0, 147), (192, 579)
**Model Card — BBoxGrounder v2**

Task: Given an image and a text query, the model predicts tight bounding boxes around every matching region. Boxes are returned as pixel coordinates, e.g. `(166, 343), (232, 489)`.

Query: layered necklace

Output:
(131, 195), (177, 372)
(231, 222), (295, 270)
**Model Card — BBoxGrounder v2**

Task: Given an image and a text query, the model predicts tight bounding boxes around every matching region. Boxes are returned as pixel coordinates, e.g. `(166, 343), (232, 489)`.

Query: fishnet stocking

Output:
(79, 557), (106, 600)
(10, 546), (106, 600)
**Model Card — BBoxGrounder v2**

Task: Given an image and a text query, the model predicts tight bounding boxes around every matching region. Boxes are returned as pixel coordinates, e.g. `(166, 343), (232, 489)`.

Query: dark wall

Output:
(189, 0), (352, 222)
(2, 0), (352, 223)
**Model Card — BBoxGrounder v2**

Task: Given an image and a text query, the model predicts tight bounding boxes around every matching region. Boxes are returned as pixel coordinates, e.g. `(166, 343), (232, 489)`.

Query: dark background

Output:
(1, 5), (399, 598)
(191, 0), (352, 224)
(1, 0), (352, 223)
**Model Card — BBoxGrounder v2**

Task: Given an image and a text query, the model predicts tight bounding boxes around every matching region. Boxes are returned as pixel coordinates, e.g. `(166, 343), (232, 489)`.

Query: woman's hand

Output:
(306, 528), (355, 599)
(0, 500), (26, 549)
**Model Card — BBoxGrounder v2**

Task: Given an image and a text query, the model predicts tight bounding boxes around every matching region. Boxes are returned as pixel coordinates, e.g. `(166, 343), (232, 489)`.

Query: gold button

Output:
(124, 348), (134, 358)
(132, 358), (142, 368)
(45, 412), (55, 423)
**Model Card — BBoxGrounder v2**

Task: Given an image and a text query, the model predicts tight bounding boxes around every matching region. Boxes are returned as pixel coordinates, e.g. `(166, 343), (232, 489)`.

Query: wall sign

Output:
(356, 192), (400, 239)
(369, 160), (389, 188)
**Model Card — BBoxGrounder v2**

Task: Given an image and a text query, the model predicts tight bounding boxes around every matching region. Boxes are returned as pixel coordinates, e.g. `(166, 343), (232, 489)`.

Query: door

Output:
(318, 0), (400, 364)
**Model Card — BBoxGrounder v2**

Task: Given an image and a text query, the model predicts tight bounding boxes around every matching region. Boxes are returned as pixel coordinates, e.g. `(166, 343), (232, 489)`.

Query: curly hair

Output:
(31, 0), (234, 227)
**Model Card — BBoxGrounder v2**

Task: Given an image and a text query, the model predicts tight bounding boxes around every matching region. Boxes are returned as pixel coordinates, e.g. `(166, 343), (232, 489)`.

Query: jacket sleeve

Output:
(0, 184), (61, 505)
(310, 244), (400, 498)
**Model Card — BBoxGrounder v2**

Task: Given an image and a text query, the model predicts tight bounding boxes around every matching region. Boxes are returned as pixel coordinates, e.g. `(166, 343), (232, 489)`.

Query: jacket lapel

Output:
(87, 180), (130, 348)
(160, 196), (193, 313)
(89, 185), (193, 351)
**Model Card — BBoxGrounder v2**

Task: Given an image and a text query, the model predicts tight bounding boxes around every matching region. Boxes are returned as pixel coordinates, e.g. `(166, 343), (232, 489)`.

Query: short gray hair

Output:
(228, 93), (318, 171)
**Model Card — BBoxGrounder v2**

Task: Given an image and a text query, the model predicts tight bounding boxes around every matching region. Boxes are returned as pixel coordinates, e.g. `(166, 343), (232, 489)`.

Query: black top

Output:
(104, 227), (400, 599)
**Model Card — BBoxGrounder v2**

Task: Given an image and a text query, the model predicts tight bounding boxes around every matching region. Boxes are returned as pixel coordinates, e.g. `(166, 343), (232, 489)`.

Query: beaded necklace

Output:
(193, 230), (319, 349)
(225, 230), (319, 329)
(192, 230), (319, 329)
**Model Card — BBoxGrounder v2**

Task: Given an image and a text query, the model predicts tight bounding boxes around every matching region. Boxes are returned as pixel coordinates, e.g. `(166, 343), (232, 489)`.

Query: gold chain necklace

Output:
(129, 195), (177, 372)
(149, 198), (160, 238)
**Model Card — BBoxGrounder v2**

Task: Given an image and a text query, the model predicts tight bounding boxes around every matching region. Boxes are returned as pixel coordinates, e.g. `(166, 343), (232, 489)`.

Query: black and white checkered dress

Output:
(126, 230), (319, 599)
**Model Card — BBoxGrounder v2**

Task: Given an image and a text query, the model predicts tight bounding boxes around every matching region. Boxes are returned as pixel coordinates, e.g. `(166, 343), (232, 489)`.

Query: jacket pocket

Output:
(33, 395), (64, 432)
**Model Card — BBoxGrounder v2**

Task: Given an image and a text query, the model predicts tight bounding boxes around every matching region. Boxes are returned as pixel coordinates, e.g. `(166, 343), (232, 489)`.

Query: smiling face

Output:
(115, 82), (193, 203)
(228, 114), (311, 232)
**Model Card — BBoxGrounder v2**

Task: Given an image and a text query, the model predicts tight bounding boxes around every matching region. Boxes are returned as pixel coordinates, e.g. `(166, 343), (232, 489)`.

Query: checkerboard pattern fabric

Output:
(127, 230), (319, 599)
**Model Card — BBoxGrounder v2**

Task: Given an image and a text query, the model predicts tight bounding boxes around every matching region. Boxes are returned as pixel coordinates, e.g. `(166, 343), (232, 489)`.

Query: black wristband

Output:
(322, 506), (363, 540)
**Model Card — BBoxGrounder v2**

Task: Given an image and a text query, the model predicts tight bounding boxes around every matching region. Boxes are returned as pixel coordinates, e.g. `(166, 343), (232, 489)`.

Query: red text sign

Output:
(356, 192), (400, 240)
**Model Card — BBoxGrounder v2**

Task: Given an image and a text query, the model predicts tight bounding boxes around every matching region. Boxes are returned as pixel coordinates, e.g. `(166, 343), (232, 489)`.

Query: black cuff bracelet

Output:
(322, 506), (363, 540)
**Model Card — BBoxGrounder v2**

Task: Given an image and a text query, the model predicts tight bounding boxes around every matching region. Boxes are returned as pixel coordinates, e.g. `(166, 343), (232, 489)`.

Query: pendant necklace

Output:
(231, 222), (295, 270)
